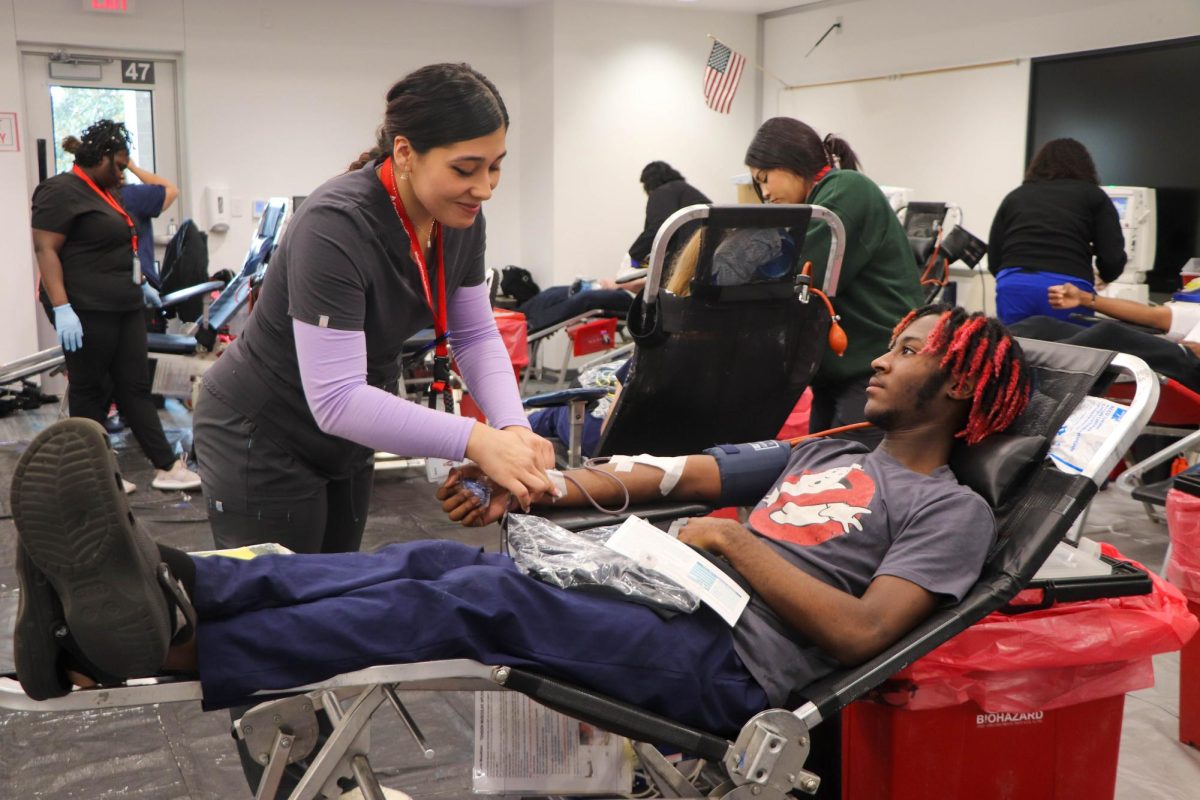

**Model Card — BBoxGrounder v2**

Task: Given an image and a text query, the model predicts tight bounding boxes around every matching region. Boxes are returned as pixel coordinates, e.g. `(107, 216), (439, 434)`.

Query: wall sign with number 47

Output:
(122, 60), (155, 85)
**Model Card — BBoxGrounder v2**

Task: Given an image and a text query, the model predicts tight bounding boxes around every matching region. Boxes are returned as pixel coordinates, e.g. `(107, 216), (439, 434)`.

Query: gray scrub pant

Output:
(192, 385), (374, 554)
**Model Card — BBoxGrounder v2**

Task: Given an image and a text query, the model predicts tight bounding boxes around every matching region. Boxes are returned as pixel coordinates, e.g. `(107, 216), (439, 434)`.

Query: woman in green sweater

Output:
(746, 117), (923, 447)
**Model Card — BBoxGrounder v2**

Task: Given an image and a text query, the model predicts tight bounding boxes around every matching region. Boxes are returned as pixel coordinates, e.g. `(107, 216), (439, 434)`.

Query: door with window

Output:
(22, 50), (181, 227)
(21, 50), (181, 357)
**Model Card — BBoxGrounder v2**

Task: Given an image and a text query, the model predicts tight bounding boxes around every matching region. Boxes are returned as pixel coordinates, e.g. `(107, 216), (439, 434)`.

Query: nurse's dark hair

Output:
(1024, 138), (1099, 184)
(66, 120), (131, 168)
(348, 63), (509, 171)
(640, 161), (685, 192)
(745, 117), (860, 197)
(892, 304), (1031, 446)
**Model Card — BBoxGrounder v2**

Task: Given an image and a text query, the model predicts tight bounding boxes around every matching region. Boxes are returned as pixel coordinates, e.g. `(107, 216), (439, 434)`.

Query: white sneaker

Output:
(121, 478), (137, 495)
(151, 458), (202, 491)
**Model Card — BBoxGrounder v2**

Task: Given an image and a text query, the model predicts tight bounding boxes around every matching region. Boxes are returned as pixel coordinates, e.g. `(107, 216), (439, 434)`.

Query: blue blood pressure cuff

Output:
(703, 440), (792, 507)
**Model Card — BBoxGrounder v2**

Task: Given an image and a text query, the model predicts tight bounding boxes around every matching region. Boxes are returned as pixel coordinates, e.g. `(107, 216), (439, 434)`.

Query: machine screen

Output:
(1110, 196), (1129, 223)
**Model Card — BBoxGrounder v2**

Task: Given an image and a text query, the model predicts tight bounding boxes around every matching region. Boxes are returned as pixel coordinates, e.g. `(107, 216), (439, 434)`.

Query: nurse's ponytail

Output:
(347, 63), (509, 172)
(822, 133), (860, 172)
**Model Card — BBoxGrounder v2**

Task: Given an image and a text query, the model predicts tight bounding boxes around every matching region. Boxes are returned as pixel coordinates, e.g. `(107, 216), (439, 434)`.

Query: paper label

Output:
(1048, 396), (1127, 474)
(473, 692), (632, 794)
(606, 515), (749, 626)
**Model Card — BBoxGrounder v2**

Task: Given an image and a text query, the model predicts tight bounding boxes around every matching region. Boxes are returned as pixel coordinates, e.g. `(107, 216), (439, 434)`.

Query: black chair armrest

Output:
(537, 501), (713, 532)
(160, 280), (226, 308)
(523, 387), (608, 409)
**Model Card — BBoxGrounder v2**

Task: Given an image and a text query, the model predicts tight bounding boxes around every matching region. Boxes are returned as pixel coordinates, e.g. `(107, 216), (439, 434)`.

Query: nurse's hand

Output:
(1047, 283), (1086, 309)
(141, 282), (163, 308)
(52, 303), (84, 352)
(502, 424), (555, 471)
(464, 423), (553, 511)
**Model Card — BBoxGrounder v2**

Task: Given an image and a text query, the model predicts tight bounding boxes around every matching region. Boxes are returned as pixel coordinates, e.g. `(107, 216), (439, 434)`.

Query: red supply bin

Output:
(567, 316), (618, 357)
(1182, 599), (1200, 749)
(1166, 480), (1200, 748)
(842, 545), (1198, 799)
(842, 695), (1125, 800)
(492, 309), (530, 374)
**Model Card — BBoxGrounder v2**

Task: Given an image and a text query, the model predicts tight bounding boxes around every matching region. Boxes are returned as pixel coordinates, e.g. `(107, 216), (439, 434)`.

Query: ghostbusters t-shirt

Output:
(727, 438), (995, 707)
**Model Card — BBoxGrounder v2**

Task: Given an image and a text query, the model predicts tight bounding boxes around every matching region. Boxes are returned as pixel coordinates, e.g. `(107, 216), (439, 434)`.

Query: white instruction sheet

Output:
(473, 692), (633, 795)
(1048, 395), (1127, 474)
(605, 515), (750, 626)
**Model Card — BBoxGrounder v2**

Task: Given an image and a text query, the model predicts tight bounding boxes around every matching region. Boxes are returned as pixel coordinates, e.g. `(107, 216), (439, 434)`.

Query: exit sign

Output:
(85, 0), (134, 13)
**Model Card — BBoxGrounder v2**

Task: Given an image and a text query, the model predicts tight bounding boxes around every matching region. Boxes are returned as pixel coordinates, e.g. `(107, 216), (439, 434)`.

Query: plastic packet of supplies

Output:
(1048, 396), (1128, 474)
(505, 514), (701, 615)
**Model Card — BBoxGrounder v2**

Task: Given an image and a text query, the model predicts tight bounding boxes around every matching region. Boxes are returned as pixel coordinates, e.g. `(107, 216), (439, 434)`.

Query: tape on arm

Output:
(546, 469), (567, 500)
(609, 453), (688, 495)
(702, 440), (792, 507)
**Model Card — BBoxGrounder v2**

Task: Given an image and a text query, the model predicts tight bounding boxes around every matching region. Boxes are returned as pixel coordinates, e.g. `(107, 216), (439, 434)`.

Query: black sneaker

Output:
(13, 543), (72, 700)
(11, 419), (172, 680)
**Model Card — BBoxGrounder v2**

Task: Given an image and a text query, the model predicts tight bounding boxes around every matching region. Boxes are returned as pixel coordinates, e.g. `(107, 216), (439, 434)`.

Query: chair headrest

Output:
(948, 432), (1046, 508)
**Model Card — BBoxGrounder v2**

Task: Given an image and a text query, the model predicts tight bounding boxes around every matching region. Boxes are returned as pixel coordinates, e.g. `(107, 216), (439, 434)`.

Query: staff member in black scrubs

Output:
(31, 120), (200, 492)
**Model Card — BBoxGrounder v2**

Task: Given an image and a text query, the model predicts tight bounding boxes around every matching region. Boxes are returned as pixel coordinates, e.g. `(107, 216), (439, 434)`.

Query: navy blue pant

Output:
(193, 540), (768, 735)
(995, 268), (1095, 325)
(518, 286), (633, 332)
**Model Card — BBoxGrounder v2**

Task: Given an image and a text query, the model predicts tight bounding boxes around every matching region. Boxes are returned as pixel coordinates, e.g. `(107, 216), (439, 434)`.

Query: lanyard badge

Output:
(377, 157), (454, 414)
(73, 165), (140, 284)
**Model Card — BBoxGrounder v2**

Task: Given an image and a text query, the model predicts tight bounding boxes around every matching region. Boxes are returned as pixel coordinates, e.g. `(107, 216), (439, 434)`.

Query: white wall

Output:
(179, 0), (524, 273)
(762, 0), (1200, 269)
(0, 0), (39, 364)
(0, 0), (760, 345)
(518, 2), (558, 277)
(547, 1), (758, 284)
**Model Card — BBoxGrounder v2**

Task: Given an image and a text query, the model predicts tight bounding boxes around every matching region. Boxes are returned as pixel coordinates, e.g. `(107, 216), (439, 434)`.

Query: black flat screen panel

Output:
(1029, 37), (1200, 291)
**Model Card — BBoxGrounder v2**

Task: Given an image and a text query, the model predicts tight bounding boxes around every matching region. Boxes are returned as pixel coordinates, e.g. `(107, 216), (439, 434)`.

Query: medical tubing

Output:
(787, 421), (874, 445)
(557, 459), (632, 514)
(920, 228), (950, 289)
(801, 260), (847, 356)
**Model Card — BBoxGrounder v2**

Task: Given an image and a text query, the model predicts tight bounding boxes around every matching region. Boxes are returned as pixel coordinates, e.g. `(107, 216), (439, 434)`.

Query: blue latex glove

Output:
(141, 282), (163, 308)
(52, 303), (83, 352)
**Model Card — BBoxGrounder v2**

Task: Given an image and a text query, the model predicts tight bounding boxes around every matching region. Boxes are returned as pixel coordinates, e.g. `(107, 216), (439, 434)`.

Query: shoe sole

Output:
(13, 544), (72, 700)
(11, 419), (170, 679)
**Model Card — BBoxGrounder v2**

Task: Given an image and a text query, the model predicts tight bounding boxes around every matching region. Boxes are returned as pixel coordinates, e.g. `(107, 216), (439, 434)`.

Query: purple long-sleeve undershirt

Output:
(294, 282), (530, 461)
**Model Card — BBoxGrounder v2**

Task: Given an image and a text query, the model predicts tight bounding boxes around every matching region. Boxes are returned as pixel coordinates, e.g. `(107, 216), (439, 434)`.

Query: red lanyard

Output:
(377, 157), (454, 411)
(72, 165), (138, 257)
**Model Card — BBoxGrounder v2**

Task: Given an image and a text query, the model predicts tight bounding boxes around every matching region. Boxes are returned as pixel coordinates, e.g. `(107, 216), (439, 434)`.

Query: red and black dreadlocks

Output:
(892, 304), (1031, 446)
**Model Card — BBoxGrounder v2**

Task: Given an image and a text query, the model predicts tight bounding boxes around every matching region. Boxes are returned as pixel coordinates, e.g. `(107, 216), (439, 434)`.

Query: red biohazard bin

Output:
(841, 695), (1125, 799)
(567, 316), (618, 357)
(839, 544), (1198, 799)
(1166, 482), (1200, 749)
(1183, 599), (1200, 749)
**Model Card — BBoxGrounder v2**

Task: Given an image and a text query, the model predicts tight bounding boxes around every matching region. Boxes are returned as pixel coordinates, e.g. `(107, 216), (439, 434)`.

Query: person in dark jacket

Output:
(628, 161), (711, 267)
(988, 138), (1126, 325)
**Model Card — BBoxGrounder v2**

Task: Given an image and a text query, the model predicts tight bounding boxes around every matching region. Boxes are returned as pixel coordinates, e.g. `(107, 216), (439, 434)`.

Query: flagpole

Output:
(707, 33), (791, 89)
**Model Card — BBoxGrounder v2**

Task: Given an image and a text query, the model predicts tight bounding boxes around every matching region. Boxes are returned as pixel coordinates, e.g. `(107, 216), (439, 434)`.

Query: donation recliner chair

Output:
(0, 342), (1158, 800)
(522, 202), (847, 467)
(147, 196), (290, 356)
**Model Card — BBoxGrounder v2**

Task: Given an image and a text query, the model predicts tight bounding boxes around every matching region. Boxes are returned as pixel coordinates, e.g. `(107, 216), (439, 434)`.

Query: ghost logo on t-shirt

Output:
(750, 463), (876, 546)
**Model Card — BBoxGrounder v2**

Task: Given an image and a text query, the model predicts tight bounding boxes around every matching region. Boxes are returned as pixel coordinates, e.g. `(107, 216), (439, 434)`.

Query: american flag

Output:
(704, 40), (746, 114)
